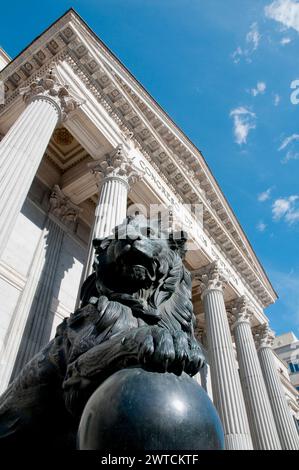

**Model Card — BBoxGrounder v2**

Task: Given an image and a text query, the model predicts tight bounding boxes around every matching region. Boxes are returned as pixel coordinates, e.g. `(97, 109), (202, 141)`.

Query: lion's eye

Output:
(140, 226), (154, 237)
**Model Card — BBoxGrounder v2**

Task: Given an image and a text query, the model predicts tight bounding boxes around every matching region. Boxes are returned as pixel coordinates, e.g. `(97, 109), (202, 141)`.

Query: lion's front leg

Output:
(62, 325), (206, 409)
(62, 329), (142, 415)
(63, 331), (137, 387)
(63, 325), (169, 415)
(62, 325), (170, 396)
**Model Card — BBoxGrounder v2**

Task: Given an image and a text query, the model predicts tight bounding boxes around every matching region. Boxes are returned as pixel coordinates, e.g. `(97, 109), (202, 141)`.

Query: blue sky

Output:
(1, 0), (299, 336)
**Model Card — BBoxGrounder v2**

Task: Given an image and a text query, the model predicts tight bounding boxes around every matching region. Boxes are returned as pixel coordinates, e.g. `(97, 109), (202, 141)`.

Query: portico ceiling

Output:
(0, 8), (277, 308)
(46, 127), (88, 172)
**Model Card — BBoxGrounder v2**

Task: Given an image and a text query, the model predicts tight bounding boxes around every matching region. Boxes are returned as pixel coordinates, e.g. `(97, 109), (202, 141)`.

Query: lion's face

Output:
(93, 216), (186, 294)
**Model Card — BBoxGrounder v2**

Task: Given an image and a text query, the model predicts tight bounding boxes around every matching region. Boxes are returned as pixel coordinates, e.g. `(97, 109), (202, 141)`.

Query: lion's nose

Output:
(127, 230), (142, 241)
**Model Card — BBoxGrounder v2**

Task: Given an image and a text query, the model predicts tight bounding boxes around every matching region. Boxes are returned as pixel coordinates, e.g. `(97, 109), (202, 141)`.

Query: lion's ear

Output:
(168, 231), (188, 258)
(93, 237), (110, 254)
(93, 238), (103, 251)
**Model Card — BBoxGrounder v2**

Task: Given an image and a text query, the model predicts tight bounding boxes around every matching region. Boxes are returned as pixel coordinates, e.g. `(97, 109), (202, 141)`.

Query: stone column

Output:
(0, 221), (49, 394)
(194, 262), (253, 449)
(228, 297), (281, 449)
(82, 145), (142, 279)
(0, 69), (80, 258)
(3, 186), (81, 384)
(255, 325), (299, 450)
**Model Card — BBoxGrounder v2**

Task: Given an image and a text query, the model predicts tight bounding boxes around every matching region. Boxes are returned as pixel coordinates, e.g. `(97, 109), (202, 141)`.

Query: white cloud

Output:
(257, 221), (267, 232)
(279, 134), (299, 163)
(265, 0), (299, 33)
(272, 195), (299, 223)
(230, 107), (256, 145)
(232, 46), (243, 64)
(232, 23), (261, 63)
(258, 188), (272, 202)
(278, 133), (299, 150)
(246, 22), (261, 50)
(272, 198), (293, 219)
(251, 81), (267, 96)
(274, 94), (281, 105)
(286, 208), (299, 223)
(280, 36), (292, 44)
(281, 150), (299, 163)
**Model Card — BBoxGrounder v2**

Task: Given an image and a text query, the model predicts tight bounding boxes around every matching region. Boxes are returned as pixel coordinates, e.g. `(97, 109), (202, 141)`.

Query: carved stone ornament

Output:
(49, 184), (81, 226)
(53, 127), (74, 146)
(192, 261), (227, 296)
(19, 68), (82, 122)
(226, 295), (253, 330)
(88, 144), (143, 188)
(253, 323), (275, 349)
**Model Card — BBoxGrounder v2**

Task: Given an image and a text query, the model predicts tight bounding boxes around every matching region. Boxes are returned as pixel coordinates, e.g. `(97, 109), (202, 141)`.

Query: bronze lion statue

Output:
(0, 215), (205, 448)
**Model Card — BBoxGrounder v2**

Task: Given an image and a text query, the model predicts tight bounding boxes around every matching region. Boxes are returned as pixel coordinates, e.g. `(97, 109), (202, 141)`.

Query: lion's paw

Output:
(185, 339), (206, 375)
(123, 326), (205, 375)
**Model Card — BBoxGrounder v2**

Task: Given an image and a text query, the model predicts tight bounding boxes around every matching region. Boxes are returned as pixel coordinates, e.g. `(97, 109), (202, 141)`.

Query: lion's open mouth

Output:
(118, 248), (156, 281)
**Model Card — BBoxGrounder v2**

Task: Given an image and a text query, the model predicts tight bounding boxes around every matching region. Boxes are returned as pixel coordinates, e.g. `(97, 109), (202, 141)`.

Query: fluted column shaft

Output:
(0, 186), (81, 388)
(0, 69), (79, 258)
(12, 217), (64, 374)
(81, 145), (142, 281)
(83, 176), (129, 278)
(0, 216), (51, 393)
(204, 288), (253, 449)
(196, 263), (253, 449)
(232, 304), (281, 449)
(0, 98), (60, 256)
(257, 329), (299, 450)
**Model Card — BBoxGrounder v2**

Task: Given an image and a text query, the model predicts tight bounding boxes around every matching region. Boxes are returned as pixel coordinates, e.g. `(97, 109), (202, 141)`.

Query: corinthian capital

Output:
(49, 185), (81, 228)
(226, 296), (253, 329)
(192, 261), (227, 296)
(89, 144), (143, 189)
(253, 324), (275, 349)
(20, 68), (82, 122)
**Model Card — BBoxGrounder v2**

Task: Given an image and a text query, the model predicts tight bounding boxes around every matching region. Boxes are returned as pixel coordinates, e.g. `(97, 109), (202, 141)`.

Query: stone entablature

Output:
(0, 9), (276, 309)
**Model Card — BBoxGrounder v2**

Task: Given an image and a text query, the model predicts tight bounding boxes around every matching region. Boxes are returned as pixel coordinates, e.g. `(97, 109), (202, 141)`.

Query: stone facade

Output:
(0, 9), (298, 449)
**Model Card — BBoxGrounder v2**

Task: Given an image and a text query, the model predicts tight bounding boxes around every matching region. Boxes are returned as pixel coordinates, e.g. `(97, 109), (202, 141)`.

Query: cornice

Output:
(0, 9), (277, 308)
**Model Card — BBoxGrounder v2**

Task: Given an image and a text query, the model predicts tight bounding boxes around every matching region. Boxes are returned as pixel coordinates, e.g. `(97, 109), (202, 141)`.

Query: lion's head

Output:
(94, 215), (186, 293)
(80, 215), (194, 333)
